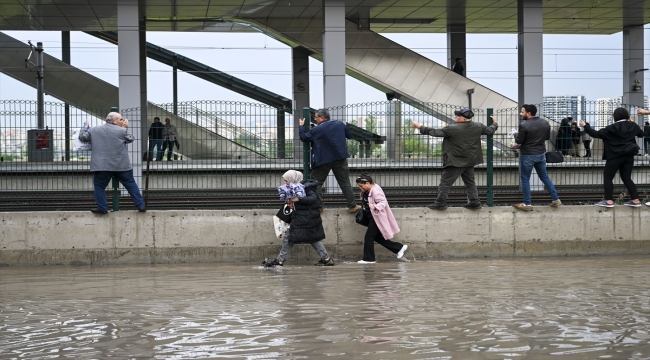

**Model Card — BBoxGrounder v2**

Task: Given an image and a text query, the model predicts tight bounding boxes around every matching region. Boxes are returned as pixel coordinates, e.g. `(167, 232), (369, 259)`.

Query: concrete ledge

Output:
(1, 206), (649, 266)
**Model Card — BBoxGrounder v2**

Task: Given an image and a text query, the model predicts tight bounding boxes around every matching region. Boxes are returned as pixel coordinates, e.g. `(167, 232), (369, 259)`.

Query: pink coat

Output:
(360, 184), (400, 240)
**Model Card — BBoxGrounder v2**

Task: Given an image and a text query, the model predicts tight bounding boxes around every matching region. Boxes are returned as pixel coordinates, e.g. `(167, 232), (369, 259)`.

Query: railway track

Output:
(3, 186), (649, 212)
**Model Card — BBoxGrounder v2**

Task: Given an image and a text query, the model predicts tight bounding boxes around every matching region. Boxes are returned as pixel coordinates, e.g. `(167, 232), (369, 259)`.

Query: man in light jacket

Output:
(412, 107), (498, 210)
(79, 112), (146, 214)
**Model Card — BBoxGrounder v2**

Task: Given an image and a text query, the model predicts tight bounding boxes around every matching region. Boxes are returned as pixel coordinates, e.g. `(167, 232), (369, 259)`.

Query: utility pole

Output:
(25, 41), (45, 129)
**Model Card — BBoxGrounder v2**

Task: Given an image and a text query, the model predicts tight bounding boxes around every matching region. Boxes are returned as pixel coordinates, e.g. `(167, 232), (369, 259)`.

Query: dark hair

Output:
(154, 116), (160, 121)
(613, 107), (630, 121)
(645, 121), (649, 126)
(521, 104), (537, 116)
(355, 172), (374, 184)
(455, 57), (461, 62)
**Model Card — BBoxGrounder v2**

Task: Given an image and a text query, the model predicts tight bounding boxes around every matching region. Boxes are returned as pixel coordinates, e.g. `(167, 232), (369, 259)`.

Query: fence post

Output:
(111, 106), (120, 211)
(302, 107), (311, 179)
(486, 108), (494, 207)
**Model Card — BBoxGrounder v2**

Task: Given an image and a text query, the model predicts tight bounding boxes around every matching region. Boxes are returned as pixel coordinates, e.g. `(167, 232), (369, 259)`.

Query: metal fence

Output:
(2, 99), (649, 211)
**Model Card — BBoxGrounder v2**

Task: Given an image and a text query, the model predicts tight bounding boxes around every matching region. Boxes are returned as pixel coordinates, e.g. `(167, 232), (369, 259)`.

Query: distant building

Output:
(596, 96), (649, 129)
(542, 95), (586, 123)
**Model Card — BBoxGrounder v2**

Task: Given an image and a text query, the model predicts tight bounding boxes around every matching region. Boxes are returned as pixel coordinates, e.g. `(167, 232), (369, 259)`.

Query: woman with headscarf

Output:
(263, 170), (334, 267)
(580, 108), (644, 207)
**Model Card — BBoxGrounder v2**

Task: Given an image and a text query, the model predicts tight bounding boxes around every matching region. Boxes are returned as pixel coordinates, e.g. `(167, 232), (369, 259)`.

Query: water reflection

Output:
(0, 256), (649, 359)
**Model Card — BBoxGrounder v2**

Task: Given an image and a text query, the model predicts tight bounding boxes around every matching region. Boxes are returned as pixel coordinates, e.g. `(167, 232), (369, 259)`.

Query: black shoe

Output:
(427, 203), (447, 210)
(463, 201), (482, 209)
(138, 207), (147, 212)
(90, 208), (108, 215)
(262, 258), (282, 268)
(315, 258), (335, 266)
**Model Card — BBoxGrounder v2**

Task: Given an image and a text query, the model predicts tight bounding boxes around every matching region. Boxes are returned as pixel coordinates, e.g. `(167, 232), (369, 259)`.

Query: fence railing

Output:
(2, 99), (649, 211)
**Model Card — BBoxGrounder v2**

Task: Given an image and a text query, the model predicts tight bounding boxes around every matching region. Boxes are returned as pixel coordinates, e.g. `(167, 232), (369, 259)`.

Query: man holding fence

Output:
(412, 107), (498, 210)
(79, 112), (146, 215)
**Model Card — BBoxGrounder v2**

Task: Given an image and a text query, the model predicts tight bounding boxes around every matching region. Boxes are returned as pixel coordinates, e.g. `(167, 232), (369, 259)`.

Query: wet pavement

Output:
(0, 256), (649, 359)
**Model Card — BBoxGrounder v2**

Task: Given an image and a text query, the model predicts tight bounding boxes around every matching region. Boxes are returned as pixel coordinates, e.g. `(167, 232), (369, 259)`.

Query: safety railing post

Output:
(111, 106), (120, 211)
(486, 108), (494, 207)
(302, 107), (311, 179)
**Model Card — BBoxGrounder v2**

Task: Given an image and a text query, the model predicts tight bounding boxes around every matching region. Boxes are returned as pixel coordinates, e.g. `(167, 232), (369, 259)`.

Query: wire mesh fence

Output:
(2, 99), (650, 211)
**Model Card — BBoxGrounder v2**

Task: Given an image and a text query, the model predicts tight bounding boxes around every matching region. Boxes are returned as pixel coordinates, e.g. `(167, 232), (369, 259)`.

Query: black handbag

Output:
(355, 209), (370, 227)
(545, 139), (564, 163)
(276, 203), (293, 223)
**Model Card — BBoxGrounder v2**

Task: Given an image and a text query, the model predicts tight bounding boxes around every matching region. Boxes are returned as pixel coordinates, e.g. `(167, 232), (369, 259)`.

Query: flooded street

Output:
(1, 256), (649, 359)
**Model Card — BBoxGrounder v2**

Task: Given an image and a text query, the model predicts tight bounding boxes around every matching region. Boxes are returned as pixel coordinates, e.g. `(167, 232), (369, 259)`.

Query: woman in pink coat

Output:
(355, 173), (407, 264)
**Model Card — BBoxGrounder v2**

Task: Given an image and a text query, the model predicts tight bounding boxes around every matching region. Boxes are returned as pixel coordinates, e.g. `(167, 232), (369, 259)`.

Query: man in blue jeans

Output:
(79, 112), (146, 214)
(511, 104), (562, 211)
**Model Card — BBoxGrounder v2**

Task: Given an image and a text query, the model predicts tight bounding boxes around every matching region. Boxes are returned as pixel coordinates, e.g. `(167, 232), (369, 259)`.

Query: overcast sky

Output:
(0, 28), (649, 109)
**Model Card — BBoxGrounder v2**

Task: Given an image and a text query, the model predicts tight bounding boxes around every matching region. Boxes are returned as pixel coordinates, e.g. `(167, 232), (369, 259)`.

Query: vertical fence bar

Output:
(277, 108), (285, 159)
(302, 107), (311, 178)
(486, 108), (494, 207)
(110, 106), (120, 211)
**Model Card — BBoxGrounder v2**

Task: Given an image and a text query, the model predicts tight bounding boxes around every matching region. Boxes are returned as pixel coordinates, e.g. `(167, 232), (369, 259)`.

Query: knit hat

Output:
(282, 170), (303, 183)
(613, 107), (630, 121)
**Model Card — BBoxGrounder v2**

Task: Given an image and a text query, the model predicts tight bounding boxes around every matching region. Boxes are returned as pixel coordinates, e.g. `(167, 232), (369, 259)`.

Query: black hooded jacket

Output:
(288, 179), (326, 244)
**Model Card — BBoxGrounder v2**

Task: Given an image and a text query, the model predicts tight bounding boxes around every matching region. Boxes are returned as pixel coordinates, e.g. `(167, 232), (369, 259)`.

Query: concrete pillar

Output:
(117, 0), (145, 189)
(292, 48), (310, 160)
(447, 24), (466, 74)
(517, 0), (543, 109)
(386, 101), (402, 159)
(322, 0), (346, 111)
(623, 26), (645, 110)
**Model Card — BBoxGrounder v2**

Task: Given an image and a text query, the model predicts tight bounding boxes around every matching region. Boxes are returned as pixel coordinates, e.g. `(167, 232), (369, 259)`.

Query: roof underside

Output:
(0, 0), (648, 35)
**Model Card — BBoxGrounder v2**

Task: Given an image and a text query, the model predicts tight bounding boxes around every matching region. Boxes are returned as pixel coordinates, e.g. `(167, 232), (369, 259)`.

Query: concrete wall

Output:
(1, 206), (649, 266)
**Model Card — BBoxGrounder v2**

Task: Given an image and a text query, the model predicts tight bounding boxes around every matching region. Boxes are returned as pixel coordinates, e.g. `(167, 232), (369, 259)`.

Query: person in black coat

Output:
(263, 176), (334, 267)
(557, 118), (572, 156)
(570, 122), (581, 156)
(580, 107), (644, 207)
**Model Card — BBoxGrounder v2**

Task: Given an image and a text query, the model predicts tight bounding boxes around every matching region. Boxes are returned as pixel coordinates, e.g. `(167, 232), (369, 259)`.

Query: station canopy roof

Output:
(0, 0), (648, 35)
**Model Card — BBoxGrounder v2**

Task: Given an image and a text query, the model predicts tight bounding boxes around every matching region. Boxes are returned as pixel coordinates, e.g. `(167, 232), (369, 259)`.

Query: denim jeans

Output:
(93, 170), (145, 211)
(277, 231), (329, 263)
(148, 139), (163, 161)
(519, 153), (559, 205)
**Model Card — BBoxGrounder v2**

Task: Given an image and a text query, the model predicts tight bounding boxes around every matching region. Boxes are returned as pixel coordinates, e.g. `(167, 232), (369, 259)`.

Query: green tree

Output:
(346, 119), (360, 158)
(401, 118), (437, 157)
(363, 115), (382, 153)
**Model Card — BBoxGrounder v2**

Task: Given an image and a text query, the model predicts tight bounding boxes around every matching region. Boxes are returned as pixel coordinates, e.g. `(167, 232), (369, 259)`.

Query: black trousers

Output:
(362, 217), (403, 262)
(310, 159), (357, 208)
(603, 155), (638, 200)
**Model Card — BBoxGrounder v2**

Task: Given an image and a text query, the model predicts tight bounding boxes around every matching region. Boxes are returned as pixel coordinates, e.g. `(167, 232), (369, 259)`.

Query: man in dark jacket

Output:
(452, 58), (464, 76)
(644, 121), (650, 156)
(148, 116), (165, 161)
(511, 104), (561, 211)
(412, 107), (498, 210)
(299, 108), (360, 213)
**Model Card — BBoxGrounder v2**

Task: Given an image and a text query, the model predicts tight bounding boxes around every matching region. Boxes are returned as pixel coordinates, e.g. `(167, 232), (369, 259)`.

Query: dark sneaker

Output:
(427, 203), (447, 210)
(138, 207), (147, 212)
(315, 258), (335, 266)
(262, 258), (283, 268)
(463, 201), (482, 209)
(624, 200), (642, 208)
(90, 208), (108, 215)
(594, 200), (614, 208)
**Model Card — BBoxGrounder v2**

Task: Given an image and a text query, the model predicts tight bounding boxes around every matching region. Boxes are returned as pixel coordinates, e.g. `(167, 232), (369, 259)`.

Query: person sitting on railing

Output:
(299, 108), (361, 214)
(79, 112), (146, 215)
(411, 107), (498, 210)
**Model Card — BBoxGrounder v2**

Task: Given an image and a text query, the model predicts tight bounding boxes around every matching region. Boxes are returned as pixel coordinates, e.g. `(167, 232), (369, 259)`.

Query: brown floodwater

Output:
(0, 256), (649, 359)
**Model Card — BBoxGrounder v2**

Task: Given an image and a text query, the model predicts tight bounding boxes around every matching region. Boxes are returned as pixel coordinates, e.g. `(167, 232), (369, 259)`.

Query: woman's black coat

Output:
(288, 179), (325, 244)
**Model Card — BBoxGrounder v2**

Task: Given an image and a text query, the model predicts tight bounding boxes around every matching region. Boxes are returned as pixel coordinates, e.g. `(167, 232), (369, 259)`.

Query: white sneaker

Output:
(397, 245), (408, 259)
(357, 260), (376, 264)
(645, 201), (650, 207)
